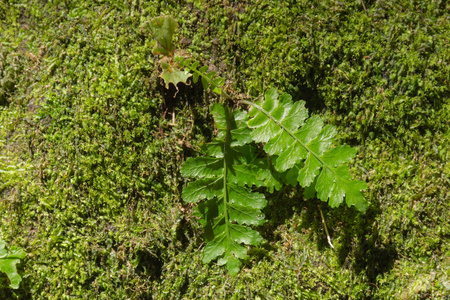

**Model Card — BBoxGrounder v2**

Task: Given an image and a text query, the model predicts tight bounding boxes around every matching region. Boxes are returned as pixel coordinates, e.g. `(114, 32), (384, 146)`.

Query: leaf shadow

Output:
(160, 76), (203, 120)
(260, 186), (397, 285)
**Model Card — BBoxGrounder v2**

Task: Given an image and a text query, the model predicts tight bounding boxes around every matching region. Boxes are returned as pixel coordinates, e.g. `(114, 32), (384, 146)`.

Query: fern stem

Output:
(318, 205), (334, 249)
(223, 142), (231, 240)
(222, 108), (233, 241)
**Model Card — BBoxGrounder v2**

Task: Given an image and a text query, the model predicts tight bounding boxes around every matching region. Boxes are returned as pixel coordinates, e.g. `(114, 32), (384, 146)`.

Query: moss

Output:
(0, 0), (449, 298)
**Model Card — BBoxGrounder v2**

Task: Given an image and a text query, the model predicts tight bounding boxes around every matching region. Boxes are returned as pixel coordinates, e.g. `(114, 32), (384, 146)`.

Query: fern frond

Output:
(181, 104), (266, 275)
(245, 89), (368, 212)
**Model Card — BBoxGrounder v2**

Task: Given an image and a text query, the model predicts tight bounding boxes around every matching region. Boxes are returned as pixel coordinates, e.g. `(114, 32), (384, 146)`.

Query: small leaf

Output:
(212, 77), (225, 87)
(207, 71), (217, 79)
(295, 115), (323, 145)
(182, 178), (222, 203)
(229, 203), (265, 225)
(228, 164), (261, 187)
(280, 100), (308, 132)
(262, 88), (278, 111)
(263, 131), (291, 156)
(181, 157), (222, 178)
(148, 16), (178, 56)
(211, 103), (230, 130)
(212, 77), (225, 94)
(298, 153), (322, 187)
(230, 127), (252, 146)
(224, 256), (241, 276)
(202, 141), (225, 158)
(228, 185), (267, 209)
(316, 167), (334, 202)
(254, 158), (284, 192)
(283, 163), (301, 186)
(275, 143), (307, 171)
(308, 125), (337, 155)
(321, 145), (356, 167)
(193, 72), (200, 83)
(230, 224), (263, 245)
(159, 67), (192, 92)
(0, 239), (25, 289)
(202, 232), (227, 263)
(345, 180), (369, 212)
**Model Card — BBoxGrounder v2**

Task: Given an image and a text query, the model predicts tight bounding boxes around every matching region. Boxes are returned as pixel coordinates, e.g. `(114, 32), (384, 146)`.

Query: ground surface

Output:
(0, 0), (449, 299)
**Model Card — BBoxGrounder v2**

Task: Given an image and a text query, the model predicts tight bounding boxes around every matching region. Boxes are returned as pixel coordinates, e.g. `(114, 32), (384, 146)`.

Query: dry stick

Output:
(360, 0), (367, 12)
(318, 205), (334, 249)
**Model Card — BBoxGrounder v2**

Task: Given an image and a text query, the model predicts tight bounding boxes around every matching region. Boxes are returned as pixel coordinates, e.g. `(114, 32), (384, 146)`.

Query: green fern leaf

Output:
(148, 16), (178, 56)
(181, 104), (266, 275)
(182, 178), (223, 203)
(254, 158), (284, 192)
(159, 67), (191, 90)
(246, 89), (368, 212)
(0, 238), (25, 289)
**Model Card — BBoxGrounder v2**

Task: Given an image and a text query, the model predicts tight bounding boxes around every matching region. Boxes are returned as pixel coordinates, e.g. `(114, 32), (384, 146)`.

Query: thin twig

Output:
(360, 0), (367, 12)
(318, 205), (334, 249)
